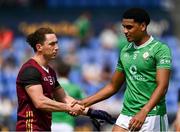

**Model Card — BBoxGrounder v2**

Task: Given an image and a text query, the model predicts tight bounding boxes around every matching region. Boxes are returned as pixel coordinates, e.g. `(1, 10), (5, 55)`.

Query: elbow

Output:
(33, 97), (46, 109)
(111, 85), (120, 94)
(157, 84), (169, 96)
(34, 101), (44, 109)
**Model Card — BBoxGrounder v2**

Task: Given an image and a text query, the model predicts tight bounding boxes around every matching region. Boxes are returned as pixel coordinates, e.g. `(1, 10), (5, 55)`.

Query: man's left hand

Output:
(128, 109), (147, 131)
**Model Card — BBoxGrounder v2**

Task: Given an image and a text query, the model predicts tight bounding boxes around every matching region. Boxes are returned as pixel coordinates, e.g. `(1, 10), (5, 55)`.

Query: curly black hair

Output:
(122, 8), (150, 25)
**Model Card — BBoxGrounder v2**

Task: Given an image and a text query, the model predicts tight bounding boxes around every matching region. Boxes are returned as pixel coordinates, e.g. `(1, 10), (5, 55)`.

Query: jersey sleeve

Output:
(19, 67), (41, 88)
(155, 44), (172, 69)
(54, 75), (61, 89)
(116, 55), (124, 71)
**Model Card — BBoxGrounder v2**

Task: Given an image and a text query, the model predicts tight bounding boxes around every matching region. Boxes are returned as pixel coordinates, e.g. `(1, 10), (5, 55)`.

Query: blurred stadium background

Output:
(0, 0), (180, 131)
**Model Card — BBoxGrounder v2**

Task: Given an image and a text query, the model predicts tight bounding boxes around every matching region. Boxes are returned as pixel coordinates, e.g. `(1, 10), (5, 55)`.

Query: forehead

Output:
(45, 34), (57, 41)
(122, 19), (136, 25)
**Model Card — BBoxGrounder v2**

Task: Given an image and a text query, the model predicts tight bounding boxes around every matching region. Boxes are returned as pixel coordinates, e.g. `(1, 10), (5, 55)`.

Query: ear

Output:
(141, 22), (146, 31)
(36, 43), (43, 51)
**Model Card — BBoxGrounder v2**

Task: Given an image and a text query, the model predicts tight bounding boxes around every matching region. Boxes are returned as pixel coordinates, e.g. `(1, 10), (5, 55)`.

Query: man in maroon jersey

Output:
(16, 27), (85, 131)
(16, 27), (116, 131)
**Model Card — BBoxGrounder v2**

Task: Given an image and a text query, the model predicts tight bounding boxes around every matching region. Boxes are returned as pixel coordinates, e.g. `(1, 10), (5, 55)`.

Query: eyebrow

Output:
(48, 41), (58, 44)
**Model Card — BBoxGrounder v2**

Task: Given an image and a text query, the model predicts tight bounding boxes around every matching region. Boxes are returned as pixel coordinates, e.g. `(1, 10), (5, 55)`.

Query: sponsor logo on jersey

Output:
(160, 59), (171, 64)
(43, 77), (48, 81)
(130, 75), (147, 81)
(43, 76), (55, 85)
(129, 65), (147, 81)
(143, 52), (149, 60)
(124, 53), (129, 58)
(129, 65), (137, 75)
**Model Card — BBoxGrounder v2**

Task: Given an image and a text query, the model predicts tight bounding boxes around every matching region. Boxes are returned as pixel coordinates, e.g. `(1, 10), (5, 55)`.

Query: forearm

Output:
(63, 95), (76, 104)
(53, 87), (75, 103)
(80, 71), (124, 107)
(82, 83), (118, 107)
(142, 86), (167, 113)
(142, 69), (170, 114)
(34, 95), (70, 112)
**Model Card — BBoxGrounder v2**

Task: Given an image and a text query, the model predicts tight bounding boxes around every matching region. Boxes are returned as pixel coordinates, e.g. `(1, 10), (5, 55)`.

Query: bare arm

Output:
(141, 69), (170, 113)
(129, 69), (171, 131)
(81, 70), (125, 107)
(26, 85), (83, 113)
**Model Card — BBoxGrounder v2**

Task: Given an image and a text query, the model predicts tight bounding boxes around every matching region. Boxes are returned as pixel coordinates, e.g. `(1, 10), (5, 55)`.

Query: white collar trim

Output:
(134, 36), (154, 49)
(41, 66), (49, 73)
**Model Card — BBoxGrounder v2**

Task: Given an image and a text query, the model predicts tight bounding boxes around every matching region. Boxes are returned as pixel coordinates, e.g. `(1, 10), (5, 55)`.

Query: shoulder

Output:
(118, 39), (131, 52)
(121, 42), (133, 52)
(18, 66), (41, 79)
(149, 39), (170, 52)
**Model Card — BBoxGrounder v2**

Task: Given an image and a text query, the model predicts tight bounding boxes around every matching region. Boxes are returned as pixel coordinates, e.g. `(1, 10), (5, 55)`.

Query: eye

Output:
(49, 41), (58, 45)
(125, 25), (133, 29)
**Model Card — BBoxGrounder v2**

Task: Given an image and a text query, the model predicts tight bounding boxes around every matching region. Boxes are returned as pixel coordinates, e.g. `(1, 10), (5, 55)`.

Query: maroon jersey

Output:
(16, 59), (60, 131)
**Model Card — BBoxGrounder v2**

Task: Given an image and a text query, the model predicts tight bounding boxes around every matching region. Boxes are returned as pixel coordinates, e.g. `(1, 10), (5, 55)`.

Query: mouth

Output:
(125, 34), (130, 38)
(126, 36), (133, 42)
(126, 36), (130, 40)
(53, 52), (58, 56)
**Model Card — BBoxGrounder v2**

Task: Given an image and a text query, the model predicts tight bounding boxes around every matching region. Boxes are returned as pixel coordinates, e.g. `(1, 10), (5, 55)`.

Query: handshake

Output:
(67, 100), (116, 125)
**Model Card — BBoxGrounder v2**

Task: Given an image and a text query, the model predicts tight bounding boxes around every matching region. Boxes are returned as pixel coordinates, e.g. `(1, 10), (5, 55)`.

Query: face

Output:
(40, 34), (59, 60)
(122, 19), (146, 42)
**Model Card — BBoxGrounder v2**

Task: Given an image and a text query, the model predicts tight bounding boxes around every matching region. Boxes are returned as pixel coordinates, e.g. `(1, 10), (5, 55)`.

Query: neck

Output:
(32, 54), (49, 67)
(134, 34), (150, 46)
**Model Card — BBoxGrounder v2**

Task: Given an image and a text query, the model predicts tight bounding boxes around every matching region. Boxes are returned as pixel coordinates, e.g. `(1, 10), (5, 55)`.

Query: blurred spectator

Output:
(81, 63), (102, 95)
(52, 59), (86, 132)
(100, 64), (112, 83)
(61, 39), (79, 67)
(0, 95), (13, 131)
(0, 55), (18, 130)
(0, 26), (14, 52)
(74, 12), (92, 48)
(99, 27), (118, 50)
(2, 55), (18, 100)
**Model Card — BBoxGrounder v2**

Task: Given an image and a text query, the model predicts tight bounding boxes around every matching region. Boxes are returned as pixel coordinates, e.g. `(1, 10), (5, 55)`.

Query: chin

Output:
(52, 56), (56, 59)
(49, 56), (56, 60)
(127, 39), (133, 42)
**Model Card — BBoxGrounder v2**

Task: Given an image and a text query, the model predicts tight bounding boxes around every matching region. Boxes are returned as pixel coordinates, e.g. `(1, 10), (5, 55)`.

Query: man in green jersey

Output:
(73, 8), (172, 131)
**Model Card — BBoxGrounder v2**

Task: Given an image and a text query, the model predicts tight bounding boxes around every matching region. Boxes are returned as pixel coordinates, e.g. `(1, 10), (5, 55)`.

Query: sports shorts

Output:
(115, 114), (168, 131)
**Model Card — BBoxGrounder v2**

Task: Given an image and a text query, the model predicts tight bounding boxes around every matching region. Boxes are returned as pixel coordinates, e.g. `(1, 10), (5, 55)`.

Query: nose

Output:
(55, 43), (59, 51)
(123, 28), (128, 34)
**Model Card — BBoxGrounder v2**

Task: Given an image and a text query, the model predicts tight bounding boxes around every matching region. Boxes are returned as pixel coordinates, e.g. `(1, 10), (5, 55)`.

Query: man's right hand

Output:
(68, 103), (85, 116)
(70, 99), (83, 107)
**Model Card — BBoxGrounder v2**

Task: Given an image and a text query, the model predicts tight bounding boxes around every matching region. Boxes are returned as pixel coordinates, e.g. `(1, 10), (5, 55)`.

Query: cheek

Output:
(130, 27), (138, 33)
(130, 28), (141, 37)
(43, 46), (52, 53)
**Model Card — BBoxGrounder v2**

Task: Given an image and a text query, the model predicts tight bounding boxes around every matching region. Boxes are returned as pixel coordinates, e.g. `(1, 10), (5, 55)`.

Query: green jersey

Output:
(52, 78), (85, 127)
(116, 36), (172, 116)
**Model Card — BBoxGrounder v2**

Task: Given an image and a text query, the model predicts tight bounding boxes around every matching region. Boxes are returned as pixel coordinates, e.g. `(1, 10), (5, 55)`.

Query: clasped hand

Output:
(68, 100), (84, 116)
